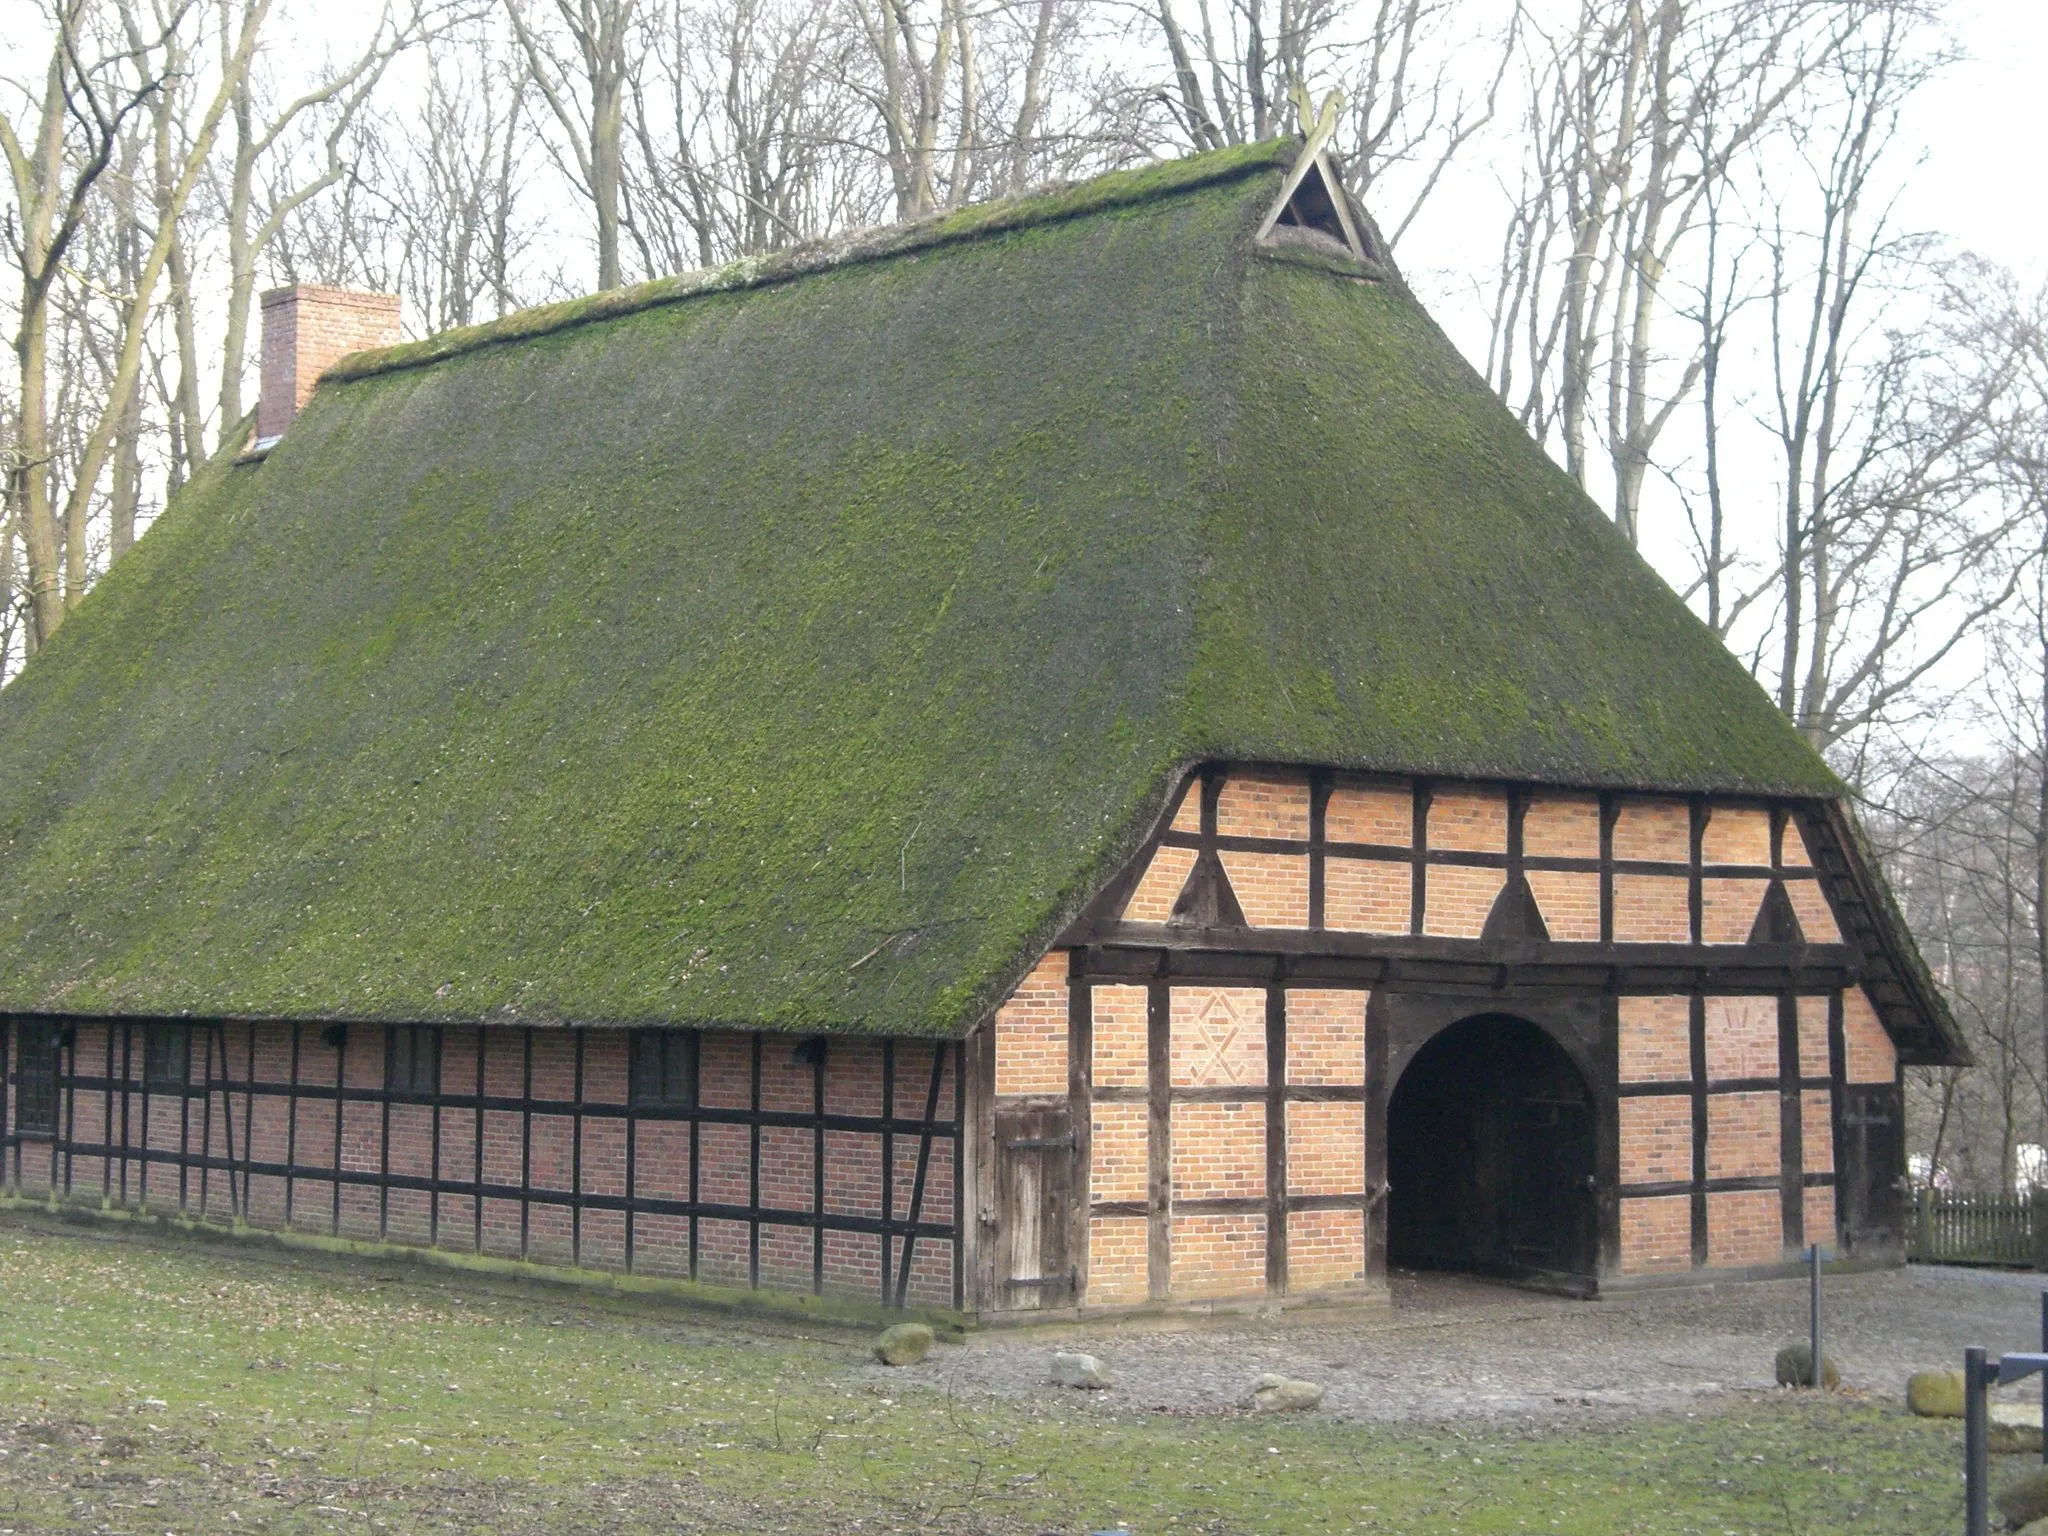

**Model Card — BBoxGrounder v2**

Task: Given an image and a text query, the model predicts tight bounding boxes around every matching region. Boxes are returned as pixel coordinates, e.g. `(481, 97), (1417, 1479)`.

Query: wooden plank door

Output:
(1841, 1085), (1905, 1256)
(992, 1102), (1074, 1310)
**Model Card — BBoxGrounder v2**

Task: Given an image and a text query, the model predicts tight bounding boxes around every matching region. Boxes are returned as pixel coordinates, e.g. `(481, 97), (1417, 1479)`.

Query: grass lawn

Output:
(0, 1214), (1979, 1533)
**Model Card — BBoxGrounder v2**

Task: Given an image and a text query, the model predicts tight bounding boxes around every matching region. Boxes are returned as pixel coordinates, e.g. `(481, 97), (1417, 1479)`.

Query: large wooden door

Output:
(1506, 1094), (1597, 1276)
(1841, 1085), (1905, 1256)
(992, 1102), (1075, 1310)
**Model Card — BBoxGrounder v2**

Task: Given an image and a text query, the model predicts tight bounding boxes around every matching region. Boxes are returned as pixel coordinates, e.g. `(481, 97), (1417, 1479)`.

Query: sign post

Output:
(1807, 1244), (1824, 1387)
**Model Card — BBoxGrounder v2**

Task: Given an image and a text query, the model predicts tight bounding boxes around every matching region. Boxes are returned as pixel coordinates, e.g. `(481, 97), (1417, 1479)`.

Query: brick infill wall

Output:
(0, 1020), (960, 1310)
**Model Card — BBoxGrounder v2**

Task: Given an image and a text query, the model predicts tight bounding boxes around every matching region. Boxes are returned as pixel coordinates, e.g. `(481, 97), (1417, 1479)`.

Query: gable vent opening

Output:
(1275, 161), (1352, 245)
(1257, 151), (1377, 266)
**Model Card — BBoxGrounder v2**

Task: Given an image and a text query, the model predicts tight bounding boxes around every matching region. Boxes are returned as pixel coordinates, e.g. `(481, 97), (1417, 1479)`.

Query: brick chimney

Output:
(256, 284), (401, 446)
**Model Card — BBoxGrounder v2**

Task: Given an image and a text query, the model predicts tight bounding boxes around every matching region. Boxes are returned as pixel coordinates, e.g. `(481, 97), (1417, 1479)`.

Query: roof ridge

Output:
(322, 137), (1298, 388)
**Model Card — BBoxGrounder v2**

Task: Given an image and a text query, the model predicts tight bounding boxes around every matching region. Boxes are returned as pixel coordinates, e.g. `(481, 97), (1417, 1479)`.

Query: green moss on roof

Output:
(0, 140), (1841, 1035)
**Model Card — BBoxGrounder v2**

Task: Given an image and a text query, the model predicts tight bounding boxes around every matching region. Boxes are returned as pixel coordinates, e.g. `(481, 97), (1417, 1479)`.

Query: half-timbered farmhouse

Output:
(0, 135), (1962, 1318)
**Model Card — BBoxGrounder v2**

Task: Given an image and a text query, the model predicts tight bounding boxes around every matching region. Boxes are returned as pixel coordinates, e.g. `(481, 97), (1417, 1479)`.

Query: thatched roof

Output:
(0, 138), (1906, 1039)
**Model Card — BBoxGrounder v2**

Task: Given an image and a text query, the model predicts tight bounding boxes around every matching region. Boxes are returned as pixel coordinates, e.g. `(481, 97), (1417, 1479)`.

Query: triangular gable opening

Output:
(1277, 160), (1349, 243)
(1169, 847), (1248, 929)
(1480, 873), (1551, 945)
(1257, 149), (1372, 262)
(1749, 881), (1807, 946)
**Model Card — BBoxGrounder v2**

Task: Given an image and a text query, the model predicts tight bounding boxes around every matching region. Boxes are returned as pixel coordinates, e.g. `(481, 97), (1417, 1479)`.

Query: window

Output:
(386, 1026), (440, 1096)
(144, 1024), (190, 1089)
(15, 1022), (59, 1135)
(629, 1030), (697, 1110)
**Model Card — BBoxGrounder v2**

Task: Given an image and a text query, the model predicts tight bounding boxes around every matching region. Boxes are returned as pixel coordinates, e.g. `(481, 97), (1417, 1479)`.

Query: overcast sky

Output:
(1899, 0), (2048, 284)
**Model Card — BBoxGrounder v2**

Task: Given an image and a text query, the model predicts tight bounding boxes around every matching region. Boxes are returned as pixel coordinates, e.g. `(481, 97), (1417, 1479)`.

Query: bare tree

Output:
(211, 2), (420, 443)
(844, 0), (979, 219)
(505, 0), (637, 289)
(1487, 0), (1858, 543)
(2, 1), (196, 643)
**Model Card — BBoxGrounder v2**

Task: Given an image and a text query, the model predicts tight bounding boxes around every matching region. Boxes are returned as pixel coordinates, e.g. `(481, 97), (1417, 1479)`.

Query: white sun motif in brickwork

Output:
(1189, 991), (1254, 1085)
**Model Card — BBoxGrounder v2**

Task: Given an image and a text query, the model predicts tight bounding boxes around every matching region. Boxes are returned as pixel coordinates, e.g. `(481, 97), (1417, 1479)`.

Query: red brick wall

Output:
(1845, 988), (1896, 1083)
(1700, 878), (1767, 944)
(257, 286), (401, 441)
(1619, 1096), (1691, 1184)
(1706, 1093), (1779, 1181)
(1523, 794), (1601, 857)
(4, 1020), (959, 1310)
(1122, 844), (1197, 921)
(1325, 783), (1409, 844)
(1703, 996), (1778, 1081)
(1619, 1194), (1691, 1274)
(1618, 997), (1690, 1084)
(993, 951), (1068, 1096)
(1528, 870), (1600, 941)
(1707, 1188), (1782, 1266)
(1216, 774), (1311, 839)
(1427, 788), (1508, 853)
(1325, 857), (1410, 933)
(1091, 984), (1148, 1088)
(1423, 865), (1507, 939)
(1217, 849), (1310, 927)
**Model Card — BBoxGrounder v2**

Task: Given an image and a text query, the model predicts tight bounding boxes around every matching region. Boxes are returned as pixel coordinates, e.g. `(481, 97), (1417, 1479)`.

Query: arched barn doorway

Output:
(1387, 1014), (1598, 1285)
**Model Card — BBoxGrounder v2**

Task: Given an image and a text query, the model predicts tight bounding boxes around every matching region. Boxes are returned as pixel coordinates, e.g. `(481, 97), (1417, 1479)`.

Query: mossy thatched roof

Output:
(0, 139), (1863, 1036)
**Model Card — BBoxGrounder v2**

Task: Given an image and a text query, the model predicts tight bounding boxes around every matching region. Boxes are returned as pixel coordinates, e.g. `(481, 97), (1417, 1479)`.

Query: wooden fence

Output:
(1910, 1191), (2043, 1268)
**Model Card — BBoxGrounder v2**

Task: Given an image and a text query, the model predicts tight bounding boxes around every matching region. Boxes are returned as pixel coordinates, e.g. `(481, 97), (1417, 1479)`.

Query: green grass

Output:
(0, 1216), (1983, 1533)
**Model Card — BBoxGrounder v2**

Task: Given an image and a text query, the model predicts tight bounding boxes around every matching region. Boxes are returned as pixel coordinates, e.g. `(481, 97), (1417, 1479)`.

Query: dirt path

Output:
(872, 1265), (2048, 1422)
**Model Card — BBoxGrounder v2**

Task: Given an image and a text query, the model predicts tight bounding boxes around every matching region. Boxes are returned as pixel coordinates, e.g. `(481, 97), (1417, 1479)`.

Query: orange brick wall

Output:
(1288, 1208), (1365, 1291)
(1619, 1096), (1692, 1184)
(1092, 985), (1148, 1089)
(1707, 1188), (1783, 1266)
(1170, 786), (1202, 834)
(1620, 1195), (1692, 1274)
(1423, 865), (1507, 939)
(1619, 996), (1691, 1083)
(1217, 849), (1310, 927)
(1171, 1102), (1265, 1200)
(1216, 773), (1310, 839)
(1703, 996), (1778, 1080)
(1287, 1101), (1363, 1195)
(1700, 878), (1766, 944)
(1285, 990), (1365, 1084)
(1801, 1091), (1833, 1175)
(1613, 799), (1691, 862)
(1796, 996), (1830, 1078)
(1524, 794), (1601, 857)
(1170, 987), (1266, 1087)
(994, 950), (1068, 1097)
(1528, 869), (1600, 941)
(1123, 844), (1196, 921)
(1803, 1185), (1836, 1247)
(1702, 806), (1772, 866)
(1706, 1093), (1780, 1181)
(1091, 1102), (1149, 1203)
(1428, 788), (1508, 853)
(1785, 879), (1842, 943)
(1326, 783), (1410, 844)
(1326, 857), (1410, 933)
(1613, 874), (1690, 943)
(1171, 1211), (1265, 1297)
(1782, 822), (1815, 866)
(1844, 988), (1895, 1083)
(1087, 1216), (1148, 1304)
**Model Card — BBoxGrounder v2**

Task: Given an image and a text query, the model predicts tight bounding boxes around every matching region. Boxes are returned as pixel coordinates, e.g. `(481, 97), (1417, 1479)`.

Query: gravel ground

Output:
(869, 1265), (2048, 1423)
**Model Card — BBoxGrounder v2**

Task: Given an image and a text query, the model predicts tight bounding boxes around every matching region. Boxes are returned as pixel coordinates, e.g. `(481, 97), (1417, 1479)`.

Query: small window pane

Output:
(629, 1030), (696, 1109)
(16, 1022), (59, 1135)
(386, 1026), (439, 1095)
(145, 1025), (190, 1089)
